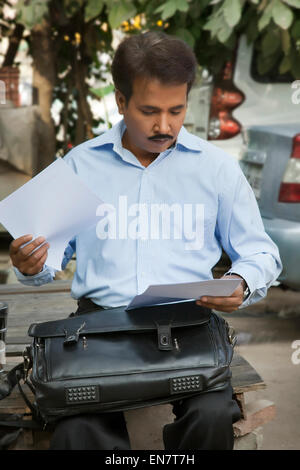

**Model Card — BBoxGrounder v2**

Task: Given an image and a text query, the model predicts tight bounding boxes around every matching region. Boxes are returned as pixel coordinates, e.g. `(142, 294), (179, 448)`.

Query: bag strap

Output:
(0, 411), (43, 450)
(0, 362), (25, 400)
(0, 357), (45, 432)
(0, 412), (43, 430)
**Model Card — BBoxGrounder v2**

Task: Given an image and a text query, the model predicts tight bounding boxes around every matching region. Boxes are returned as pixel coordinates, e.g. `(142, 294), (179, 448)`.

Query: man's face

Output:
(115, 76), (188, 162)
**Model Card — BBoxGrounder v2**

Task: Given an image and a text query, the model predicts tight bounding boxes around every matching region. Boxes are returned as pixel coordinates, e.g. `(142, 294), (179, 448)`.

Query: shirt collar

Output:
(175, 126), (203, 152)
(88, 119), (203, 154)
(88, 120), (125, 148)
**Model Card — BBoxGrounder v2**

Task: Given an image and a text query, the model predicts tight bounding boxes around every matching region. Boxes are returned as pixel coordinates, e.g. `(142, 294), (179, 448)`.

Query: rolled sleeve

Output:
(13, 264), (56, 286)
(14, 237), (76, 287)
(217, 161), (282, 307)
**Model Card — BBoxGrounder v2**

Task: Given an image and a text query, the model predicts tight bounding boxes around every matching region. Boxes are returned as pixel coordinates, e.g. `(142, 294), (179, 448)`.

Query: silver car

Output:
(239, 124), (300, 290)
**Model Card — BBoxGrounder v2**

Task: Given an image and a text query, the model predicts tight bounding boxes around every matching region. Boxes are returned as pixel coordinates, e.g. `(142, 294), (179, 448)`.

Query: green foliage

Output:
(8, 0), (300, 86)
(107, 0), (137, 29)
(272, 0), (294, 29)
(258, 1), (274, 31)
(16, 0), (50, 29)
(154, 0), (189, 21)
(90, 84), (114, 98)
(223, 0), (242, 28)
(139, 0), (300, 78)
(1, 0), (300, 157)
(283, 0), (300, 7)
(6, 0), (116, 153)
(84, 0), (105, 22)
(13, 0), (139, 33)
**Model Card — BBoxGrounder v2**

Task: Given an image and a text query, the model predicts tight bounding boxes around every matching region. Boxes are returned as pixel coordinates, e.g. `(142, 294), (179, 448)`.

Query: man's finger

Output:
(196, 299), (240, 313)
(27, 252), (48, 275)
(196, 295), (243, 309)
(19, 249), (49, 276)
(26, 243), (50, 266)
(199, 295), (240, 306)
(30, 252), (48, 272)
(198, 301), (239, 311)
(9, 235), (33, 254)
(19, 236), (46, 257)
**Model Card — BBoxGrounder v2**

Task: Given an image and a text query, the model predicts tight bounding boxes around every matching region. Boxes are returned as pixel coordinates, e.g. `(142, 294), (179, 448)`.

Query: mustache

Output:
(148, 134), (174, 141)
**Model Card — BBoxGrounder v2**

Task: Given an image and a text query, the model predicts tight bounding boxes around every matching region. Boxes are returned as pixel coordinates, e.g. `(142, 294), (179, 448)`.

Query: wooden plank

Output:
(231, 355), (265, 393)
(0, 384), (34, 413)
(231, 366), (265, 393)
(233, 400), (276, 437)
(0, 280), (71, 295)
(0, 284), (77, 355)
(234, 393), (247, 420)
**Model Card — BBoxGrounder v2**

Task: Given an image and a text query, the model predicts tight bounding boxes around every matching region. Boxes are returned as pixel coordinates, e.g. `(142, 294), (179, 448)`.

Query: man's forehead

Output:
(131, 76), (188, 103)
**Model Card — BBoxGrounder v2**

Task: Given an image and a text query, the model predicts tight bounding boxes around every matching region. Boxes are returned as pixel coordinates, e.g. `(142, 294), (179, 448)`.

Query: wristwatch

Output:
(225, 272), (250, 301)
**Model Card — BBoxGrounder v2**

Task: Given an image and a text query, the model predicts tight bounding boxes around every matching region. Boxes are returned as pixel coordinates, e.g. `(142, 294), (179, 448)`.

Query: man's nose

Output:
(153, 115), (171, 134)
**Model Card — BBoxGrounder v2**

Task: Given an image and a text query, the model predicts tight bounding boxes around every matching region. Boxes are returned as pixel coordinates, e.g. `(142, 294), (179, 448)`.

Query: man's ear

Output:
(115, 89), (126, 115)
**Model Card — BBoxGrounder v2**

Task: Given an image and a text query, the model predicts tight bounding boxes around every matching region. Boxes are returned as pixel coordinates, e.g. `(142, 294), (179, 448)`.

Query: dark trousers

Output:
(49, 299), (241, 450)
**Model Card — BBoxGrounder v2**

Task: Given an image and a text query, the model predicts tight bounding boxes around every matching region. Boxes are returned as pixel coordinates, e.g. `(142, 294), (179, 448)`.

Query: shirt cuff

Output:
(13, 265), (55, 286)
(224, 267), (264, 308)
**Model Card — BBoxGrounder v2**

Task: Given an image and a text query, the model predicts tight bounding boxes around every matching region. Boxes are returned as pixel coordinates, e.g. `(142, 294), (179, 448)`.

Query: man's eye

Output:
(141, 110), (155, 115)
(171, 111), (181, 115)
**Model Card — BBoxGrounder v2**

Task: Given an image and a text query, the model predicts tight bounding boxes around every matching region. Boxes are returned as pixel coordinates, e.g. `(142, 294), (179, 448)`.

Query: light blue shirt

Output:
(15, 120), (282, 308)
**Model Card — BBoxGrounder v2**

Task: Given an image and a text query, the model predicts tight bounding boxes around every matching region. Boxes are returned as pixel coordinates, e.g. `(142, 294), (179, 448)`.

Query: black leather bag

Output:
(25, 301), (236, 424)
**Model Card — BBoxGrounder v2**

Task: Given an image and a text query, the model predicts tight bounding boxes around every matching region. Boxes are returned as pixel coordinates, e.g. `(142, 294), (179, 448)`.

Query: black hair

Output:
(111, 31), (197, 103)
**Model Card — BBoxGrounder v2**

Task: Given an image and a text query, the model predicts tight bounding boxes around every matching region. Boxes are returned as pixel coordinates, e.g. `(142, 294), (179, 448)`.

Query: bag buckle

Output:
(63, 322), (86, 346)
(156, 322), (173, 351)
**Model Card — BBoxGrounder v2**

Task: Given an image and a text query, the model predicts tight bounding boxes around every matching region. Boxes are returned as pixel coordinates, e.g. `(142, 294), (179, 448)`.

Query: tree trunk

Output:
(31, 18), (56, 174)
(75, 93), (86, 146)
(73, 53), (94, 144)
(2, 24), (25, 67)
(72, 17), (94, 145)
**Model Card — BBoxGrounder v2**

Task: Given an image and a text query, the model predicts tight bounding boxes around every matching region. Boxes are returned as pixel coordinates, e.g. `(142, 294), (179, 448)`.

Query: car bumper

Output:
(263, 216), (300, 290)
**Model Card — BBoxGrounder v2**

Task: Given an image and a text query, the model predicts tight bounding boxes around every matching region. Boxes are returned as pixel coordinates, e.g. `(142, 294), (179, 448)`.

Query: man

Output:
(10, 32), (282, 450)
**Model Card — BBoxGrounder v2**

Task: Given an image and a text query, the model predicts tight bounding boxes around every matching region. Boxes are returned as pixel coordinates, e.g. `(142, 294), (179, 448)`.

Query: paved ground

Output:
(226, 291), (300, 450)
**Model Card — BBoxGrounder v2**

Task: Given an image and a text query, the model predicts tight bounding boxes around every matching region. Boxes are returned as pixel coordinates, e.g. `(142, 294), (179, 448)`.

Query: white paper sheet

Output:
(0, 158), (104, 270)
(126, 279), (242, 310)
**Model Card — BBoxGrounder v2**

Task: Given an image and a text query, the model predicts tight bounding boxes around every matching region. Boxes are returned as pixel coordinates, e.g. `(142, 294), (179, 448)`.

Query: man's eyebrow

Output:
(139, 104), (185, 111)
(169, 104), (185, 110)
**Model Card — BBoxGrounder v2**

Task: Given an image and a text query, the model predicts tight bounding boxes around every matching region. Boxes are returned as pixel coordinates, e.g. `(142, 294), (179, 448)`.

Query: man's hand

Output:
(9, 234), (50, 276)
(196, 274), (246, 313)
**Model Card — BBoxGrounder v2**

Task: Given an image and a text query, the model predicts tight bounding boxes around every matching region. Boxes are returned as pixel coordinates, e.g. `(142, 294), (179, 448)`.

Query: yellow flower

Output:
(132, 15), (141, 30)
(64, 35), (70, 41)
(122, 21), (130, 31)
(75, 32), (81, 45)
(156, 20), (163, 27)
